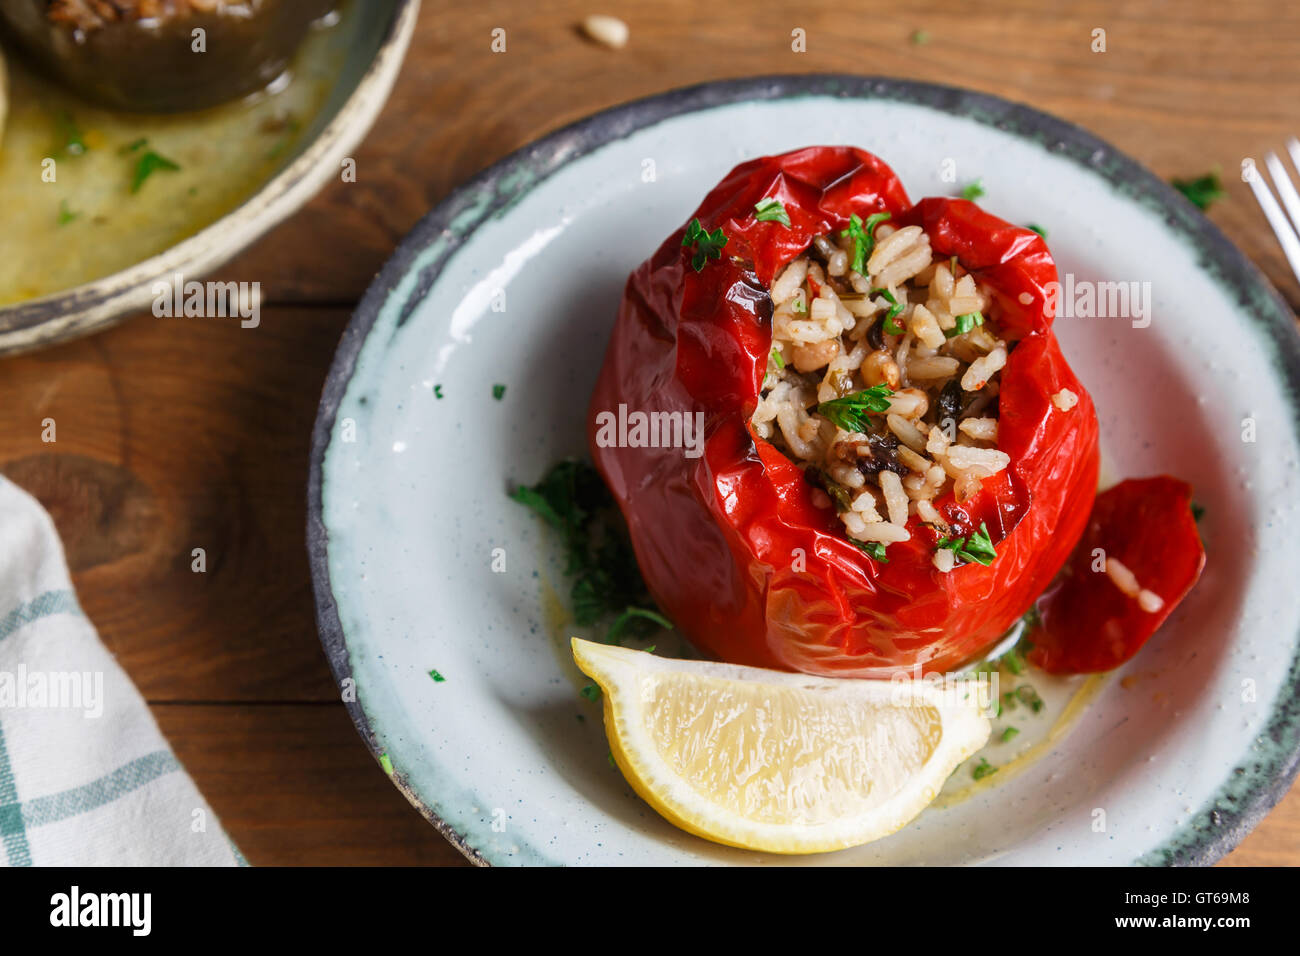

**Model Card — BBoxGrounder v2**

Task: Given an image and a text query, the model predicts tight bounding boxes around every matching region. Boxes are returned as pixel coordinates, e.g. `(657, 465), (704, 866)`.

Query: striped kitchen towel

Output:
(0, 476), (242, 866)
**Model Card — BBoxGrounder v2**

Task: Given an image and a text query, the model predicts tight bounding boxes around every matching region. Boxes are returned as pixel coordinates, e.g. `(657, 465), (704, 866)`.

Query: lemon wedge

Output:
(572, 637), (991, 854)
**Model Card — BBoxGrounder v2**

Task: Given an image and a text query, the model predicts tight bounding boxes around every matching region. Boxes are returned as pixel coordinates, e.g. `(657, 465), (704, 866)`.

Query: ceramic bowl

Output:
(309, 75), (1300, 866)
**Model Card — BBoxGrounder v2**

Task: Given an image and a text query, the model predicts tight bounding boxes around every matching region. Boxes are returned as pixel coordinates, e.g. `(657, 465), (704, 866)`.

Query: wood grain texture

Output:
(0, 0), (1296, 866)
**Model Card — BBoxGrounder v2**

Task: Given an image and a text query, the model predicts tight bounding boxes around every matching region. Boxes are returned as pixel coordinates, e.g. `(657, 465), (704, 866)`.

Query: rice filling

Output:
(751, 221), (1014, 567)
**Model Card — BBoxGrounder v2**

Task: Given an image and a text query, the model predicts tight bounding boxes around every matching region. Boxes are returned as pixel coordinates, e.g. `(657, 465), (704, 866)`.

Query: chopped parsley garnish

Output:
(770, 347), (786, 369)
(910, 29), (930, 45)
(1191, 501), (1206, 522)
(118, 137), (149, 155)
(580, 683), (602, 702)
(1027, 223), (1048, 238)
(607, 606), (673, 646)
(816, 384), (894, 434)
(1172, 171), (1224, 211)
(971, 757), (997, 780)
(433, 384), (444, 399)
(851, 539), (890, 563)
(428, 669), (446, 683)
(54, 111), (87, 157)
(1000, 726), (1020, 743)
(57, 199), (79, 226)
(1002, 645), (1026, 675)
(492, 383), (507, 400)
(840, 212), (892, 274)
(871, 287), (905, 334)
(682, 217), (728, 272)
(961, 180), (986, 201)
(130, 150), (182, 194)
(1014, 684), (1045, 713)
(379, 753), (394, 775)
(791, 291), (808, 314)
(945, 311), (984, 338)
(936, 521), (997, 566)
(754, 197), (791, 226)
(509, 460), (669, 644)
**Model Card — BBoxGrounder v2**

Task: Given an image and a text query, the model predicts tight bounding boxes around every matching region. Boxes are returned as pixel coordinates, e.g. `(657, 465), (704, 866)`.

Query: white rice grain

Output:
(879, 470), (909, 526)
(1105, 556), (1141, 598)
(1052, 388), (1079, 411)
(887, 414), (927, 452)
(961, 345), (1007, 391)
(907, 303), (948, 350)
(1138, 589), (1165, 613)
(771, 258), (808, 305)
(958, 417), (999, 442)
(945, 444), (1011, 476)
(851, 520), (911, 544)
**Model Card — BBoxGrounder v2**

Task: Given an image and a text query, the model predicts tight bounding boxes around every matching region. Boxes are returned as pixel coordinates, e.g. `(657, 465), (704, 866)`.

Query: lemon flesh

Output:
(573, 638), (990, 855)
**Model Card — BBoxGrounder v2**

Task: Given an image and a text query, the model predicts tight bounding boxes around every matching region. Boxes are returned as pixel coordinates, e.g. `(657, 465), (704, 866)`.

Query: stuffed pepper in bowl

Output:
(588, 146), (1102, 678)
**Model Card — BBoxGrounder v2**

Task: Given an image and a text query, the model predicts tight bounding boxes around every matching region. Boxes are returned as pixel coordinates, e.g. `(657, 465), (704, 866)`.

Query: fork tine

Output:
(1247, 157), (1300, 287)
(1265, 152), (1300, 236)
(1287, 136), (1300, 176)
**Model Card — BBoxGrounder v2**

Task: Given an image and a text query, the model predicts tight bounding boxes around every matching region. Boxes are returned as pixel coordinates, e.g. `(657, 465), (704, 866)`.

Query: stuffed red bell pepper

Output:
(590, 146), (1137, 678)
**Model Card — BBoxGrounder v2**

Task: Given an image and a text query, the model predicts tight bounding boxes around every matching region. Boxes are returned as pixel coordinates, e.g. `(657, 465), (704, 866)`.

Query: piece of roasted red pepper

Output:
(1027, 477), (1206, 673)
(588, 146), (1101, 678)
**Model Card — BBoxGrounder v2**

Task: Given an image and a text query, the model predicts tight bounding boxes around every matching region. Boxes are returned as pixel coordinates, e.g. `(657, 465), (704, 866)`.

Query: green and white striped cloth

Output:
(0, 476), (242, 866)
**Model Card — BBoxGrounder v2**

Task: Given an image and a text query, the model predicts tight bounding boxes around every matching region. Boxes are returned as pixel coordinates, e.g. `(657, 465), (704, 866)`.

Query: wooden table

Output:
(3, 0), (1297, 866)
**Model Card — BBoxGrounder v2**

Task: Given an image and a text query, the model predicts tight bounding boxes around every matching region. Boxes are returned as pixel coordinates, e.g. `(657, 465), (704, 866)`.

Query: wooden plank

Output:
(0, 306), (350, 702)
(153, 703), (469, 866)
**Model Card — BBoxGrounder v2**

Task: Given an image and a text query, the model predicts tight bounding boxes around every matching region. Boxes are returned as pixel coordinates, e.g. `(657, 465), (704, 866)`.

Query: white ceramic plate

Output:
(308, 76), (1300, 866)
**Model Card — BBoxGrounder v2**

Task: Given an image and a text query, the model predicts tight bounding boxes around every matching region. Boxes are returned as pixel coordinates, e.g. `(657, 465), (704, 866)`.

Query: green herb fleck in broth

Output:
(130, 151), (182, 194)
(961, 180), (985, 201)
(1000, 727), (1020, 743)
(972, 757), (997, 780)
(428, 669), (446, 683)
(1027, 223), (1048, 238)
(54, 111), (87, 157)
(910, 29), (930, 45)
(57, 200), (79, 226)
(492, 384), (507, 400)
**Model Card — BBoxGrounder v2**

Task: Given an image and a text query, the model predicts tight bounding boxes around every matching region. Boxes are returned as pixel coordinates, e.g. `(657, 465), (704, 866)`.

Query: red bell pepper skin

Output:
(588, 147), (1100, 678)
(1028, 477), (1206, 674)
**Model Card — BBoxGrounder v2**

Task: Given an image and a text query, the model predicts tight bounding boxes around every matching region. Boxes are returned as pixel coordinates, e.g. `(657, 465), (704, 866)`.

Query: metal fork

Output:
(1247, 138), (1300, 286)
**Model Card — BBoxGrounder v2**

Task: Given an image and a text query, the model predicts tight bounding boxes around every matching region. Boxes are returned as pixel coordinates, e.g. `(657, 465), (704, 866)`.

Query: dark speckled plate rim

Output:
(307, 72), (1300, 868)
